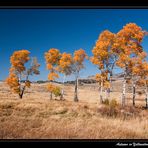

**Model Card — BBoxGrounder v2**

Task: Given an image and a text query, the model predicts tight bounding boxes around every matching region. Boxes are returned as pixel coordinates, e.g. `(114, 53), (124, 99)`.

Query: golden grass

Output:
(0, 82), (148, 139)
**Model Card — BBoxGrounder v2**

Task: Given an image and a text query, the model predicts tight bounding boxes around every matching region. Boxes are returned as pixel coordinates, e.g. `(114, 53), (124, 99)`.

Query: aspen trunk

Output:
(74, 77), (79, 102)
(61, 75), (66, 100)
(105, 89), (107, 100)
(109, 73), (113, 92)
(50, 92), (53, 100)
(100, 79), (103, 103)
(121, 76), (126, 107)
(132, 82), (136, 107)
(19, 85), (26, 99)
(19, 94), (23, 99)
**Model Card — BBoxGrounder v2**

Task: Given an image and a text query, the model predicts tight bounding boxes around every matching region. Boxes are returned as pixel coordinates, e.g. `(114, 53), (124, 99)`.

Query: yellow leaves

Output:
(91, 30), (115, 71)
(44, 48), (61, 68)
(47, 63), (53, 70)
(95, 73), (101, 82)
(95, 72), (110, 88)
(132, 67), (140, 75)
(73, 49), (87, 64)
(47, 83), (55, 92)
(104, 81), (110, 89)
(90, 57), (99, 65)
(48, 72), (59, 81)
(45, 48), (61, 81)
(119, 23), (144, 43)
(59, 53), (73, 69)
(10, 50), (30, 73)
(5, 73), (20, 94)
(46, 84), (61, 97)
(58, 52), (73, 75)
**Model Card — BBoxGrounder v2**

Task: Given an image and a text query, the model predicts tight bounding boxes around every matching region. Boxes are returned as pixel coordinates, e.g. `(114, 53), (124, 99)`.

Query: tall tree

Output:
(44, 48), (61, 100)
(58, 52), (73, 100)
(72, 49), (87, 102)
(91, 30), (116, 103)
(6, 50), (40, 99)
(115, 23), (145, 107)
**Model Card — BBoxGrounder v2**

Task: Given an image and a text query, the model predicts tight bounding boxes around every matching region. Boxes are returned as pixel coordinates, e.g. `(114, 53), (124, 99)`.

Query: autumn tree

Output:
(115, 23), (145, 107)
(72, 49), (87, 102)
(130, 56), (148, 107)
(58, 52), (73, 99)
(126, 52), (147, 107)
(44, 48), (61, 100)
(6, 50), (40, 99)
(91, 30), (116, 103)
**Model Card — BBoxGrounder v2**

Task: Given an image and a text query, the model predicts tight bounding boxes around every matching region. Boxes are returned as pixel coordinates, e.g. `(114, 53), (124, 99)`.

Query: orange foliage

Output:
(6, 50), (40, 98)
(73, 49), (87, 65)
(59, 52), (73, 75)
(48, 72), (59, 81)
(10, 50), (30, 73)
(5, 73), (20, 94)
(44, 48), (61, 81)
(45, 48), (61, 70)
(47, 83), (55, 93)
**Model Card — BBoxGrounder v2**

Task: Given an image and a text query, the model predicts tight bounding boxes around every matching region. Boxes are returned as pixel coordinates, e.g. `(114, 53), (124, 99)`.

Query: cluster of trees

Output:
(91, 23), (148, 107)
(5, 23), (148, 108)
(44, 48), (87, 102)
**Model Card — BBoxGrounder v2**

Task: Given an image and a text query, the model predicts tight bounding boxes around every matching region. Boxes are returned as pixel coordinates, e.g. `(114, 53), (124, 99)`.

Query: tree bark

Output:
(105, 89), (108, 100)
(121, 74), (126, 107)
(100, 78), (103, 103)
(132, 82), (136, 107)
(74, 76), (79, 102)
(61, 75), (66, 100)
(50, 92), (53, 100)
(19, 86), (26, 99)
(19, 94), (23, 99)
(109, 72), (113, 92)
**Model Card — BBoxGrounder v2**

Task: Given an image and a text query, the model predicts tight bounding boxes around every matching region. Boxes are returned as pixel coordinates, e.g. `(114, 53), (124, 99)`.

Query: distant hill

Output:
(32, 73), (124, 85)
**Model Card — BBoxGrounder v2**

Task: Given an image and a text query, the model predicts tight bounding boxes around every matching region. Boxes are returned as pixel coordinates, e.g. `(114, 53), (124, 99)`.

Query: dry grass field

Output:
(0, 81), (148, 139)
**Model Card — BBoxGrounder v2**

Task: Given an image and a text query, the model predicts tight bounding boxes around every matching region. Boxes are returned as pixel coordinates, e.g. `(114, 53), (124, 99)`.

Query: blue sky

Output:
(0, 9), (148, 81)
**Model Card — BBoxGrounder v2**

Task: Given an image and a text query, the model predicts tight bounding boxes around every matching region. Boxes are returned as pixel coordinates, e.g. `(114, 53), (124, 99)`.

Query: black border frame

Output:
(0, 0), (148, 147)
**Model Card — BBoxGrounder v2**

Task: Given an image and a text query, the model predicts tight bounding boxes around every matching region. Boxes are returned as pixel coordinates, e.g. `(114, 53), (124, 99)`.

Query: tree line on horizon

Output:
(5, 23), (148, 108)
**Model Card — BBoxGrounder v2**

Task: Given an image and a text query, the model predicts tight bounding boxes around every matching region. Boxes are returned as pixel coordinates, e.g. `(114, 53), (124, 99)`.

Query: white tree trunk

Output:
(121, 76), (126, 107)
(100, 79), (103, 103)
(61, 75), (66, 100)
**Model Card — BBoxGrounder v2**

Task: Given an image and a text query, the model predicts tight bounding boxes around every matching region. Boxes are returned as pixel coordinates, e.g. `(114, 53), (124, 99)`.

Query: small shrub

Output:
(103, 99), (109, 105)
(98, 99), (118, 117)
(53, 86), (62, 98)
(98, 106), (118, 117)
(109, 99), (118, 108)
